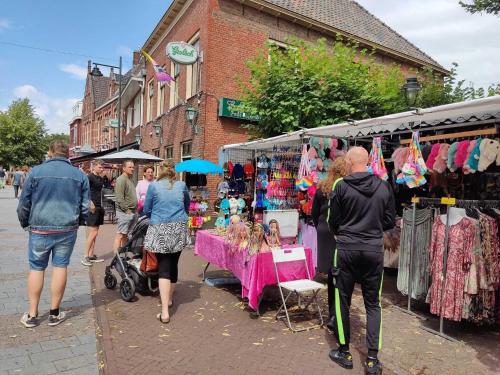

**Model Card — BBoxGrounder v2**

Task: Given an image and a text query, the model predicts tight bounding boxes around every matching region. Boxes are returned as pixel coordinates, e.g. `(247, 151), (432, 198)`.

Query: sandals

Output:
(156, 313), (170, 324)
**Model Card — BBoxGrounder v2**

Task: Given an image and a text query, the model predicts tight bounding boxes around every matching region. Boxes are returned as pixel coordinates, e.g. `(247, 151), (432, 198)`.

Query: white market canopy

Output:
(222, 95), (500, 151)
(96, 149), (163, 163)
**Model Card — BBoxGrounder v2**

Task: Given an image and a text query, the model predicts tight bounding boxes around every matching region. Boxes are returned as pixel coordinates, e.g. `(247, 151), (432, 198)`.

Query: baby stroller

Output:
(103, 216), (159, 302)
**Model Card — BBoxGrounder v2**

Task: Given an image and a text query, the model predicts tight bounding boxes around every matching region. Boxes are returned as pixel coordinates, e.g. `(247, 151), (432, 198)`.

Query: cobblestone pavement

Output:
(0, 186), (99, 375)
(90, 223), (499, 375)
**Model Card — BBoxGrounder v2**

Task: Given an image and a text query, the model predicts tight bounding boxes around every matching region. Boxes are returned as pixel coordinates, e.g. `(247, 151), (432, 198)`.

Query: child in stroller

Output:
(104, 216), (159, 301)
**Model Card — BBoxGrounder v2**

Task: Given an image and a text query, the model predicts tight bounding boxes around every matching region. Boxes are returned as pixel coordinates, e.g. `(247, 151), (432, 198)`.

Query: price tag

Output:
(411, 197), (420, 204)
(441, 197), (456, 206)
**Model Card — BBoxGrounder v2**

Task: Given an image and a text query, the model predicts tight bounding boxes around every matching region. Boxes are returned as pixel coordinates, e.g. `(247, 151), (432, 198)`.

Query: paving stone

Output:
(0, 343), (42, 360)
(39, 336), (81, 351)
(7, 362), (58, 375)
(0, 356), (32, 372)
(30, 348), (74, 365)
(53, 354), (96, 372)
(59, 364), (98, 375)
(70, 343), (97, 356)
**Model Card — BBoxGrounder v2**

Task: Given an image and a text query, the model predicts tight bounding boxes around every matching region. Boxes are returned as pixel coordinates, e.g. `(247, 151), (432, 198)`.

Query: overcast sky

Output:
(357, 0), (500, 88)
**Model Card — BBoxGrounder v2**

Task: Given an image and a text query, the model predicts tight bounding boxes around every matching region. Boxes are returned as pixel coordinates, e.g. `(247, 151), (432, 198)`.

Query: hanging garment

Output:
(397, 208), (433, 300)
(396, 131), (427, 188)
(427, 216), (475, 321)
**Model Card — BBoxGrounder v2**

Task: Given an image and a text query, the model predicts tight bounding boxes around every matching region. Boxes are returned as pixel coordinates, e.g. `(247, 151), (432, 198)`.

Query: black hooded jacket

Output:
(328, 172), (396, 252)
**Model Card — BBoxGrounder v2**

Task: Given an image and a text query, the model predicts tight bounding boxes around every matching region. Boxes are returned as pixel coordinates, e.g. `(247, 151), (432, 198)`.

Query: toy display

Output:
(266, 219), (281, 248)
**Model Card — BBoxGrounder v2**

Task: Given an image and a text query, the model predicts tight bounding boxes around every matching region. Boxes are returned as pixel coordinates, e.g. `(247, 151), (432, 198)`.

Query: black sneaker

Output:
(365, 357), (382, 375)
(20, 312), (39, 328)
(48, 311), (66, 326)
(329, 348), (353, 369)
(88, 255), (104, 263)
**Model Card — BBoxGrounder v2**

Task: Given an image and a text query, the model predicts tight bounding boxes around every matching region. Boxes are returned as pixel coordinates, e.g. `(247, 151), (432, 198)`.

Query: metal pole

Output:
(117, 56), (122, 152)
(407, 201), (417, 311)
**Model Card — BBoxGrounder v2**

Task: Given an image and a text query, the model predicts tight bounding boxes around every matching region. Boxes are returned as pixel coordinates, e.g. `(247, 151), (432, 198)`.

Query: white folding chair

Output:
(272, 247), (326, 332)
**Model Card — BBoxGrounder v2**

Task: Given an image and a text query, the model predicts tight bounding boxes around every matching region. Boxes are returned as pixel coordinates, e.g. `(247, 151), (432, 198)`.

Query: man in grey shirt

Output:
(112, 160), (138, 252)
(13, 167), (25, 198)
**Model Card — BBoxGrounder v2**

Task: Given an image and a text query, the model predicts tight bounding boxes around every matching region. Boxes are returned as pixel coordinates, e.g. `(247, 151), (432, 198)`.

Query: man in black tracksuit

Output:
(328, 147), (395, 375)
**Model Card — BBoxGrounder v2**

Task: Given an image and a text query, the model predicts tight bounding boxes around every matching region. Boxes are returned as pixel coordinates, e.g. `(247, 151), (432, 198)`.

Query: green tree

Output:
(459, 0), (500, 15)
(0, 99), (48, 167)
(239, 38), (500, 139)
(43, 133), (70, 149)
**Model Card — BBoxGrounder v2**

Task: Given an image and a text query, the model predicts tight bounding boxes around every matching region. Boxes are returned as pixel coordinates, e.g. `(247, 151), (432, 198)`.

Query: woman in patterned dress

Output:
(143, 161), (190, 323)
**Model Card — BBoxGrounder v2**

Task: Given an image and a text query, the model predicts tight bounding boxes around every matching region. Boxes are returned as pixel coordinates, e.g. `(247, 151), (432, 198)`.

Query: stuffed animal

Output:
(478, 138), (500, 171)
(466, 139), (482, 173)
(453, 140), (470, 169)
(433, 143), (449, 173)
(462, 140), (476, 174)
(425, 143), (441, 170)
(447, 142), (459, 172)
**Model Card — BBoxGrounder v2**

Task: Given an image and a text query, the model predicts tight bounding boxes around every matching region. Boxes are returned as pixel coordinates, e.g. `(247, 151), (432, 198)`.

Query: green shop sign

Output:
(166, 42), (198, 65)
(218, 98), (260, 122)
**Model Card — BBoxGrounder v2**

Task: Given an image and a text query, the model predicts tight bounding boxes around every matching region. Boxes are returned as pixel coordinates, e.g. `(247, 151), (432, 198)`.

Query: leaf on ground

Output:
(9, 335), (17, 338)
(252, 342), (263, 346)
(128, 345), (140, 348)
(159, 334), (169, 337)
(222, 333), (231, 336)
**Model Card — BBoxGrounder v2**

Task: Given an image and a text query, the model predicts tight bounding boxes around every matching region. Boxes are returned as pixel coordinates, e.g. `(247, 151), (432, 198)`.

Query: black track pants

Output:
(332, 249), (384, 351)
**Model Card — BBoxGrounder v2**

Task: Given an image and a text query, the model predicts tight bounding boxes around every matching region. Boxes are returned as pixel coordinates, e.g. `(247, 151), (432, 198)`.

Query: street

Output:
(1, 186), (499, 374)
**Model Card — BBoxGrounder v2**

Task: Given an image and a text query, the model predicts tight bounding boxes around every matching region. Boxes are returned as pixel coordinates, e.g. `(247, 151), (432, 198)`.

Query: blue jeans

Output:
(28, 231), (78, 271)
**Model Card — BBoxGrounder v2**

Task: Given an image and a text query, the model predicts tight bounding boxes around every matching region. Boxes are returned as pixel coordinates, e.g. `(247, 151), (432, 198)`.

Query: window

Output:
(181, 141), (192, 161)
(169, 62), (181, 109)
(165, 145), (173, 160)
(126, 107), (133, 133)
(147, 79), (154, 122)
(133, 94), (141, 128)
(157, 78), (166, 117)
(153, 148), (160, 158)
(186, 34), (200, 98)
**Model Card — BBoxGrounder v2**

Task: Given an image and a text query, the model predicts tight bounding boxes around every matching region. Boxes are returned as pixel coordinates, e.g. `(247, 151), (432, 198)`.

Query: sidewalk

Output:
(90, 223), (500, 375)
(0, 186), (99, 375)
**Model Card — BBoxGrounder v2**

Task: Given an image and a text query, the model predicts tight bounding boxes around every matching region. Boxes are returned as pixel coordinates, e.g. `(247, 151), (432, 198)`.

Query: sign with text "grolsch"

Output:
(167, 42), (198, 65)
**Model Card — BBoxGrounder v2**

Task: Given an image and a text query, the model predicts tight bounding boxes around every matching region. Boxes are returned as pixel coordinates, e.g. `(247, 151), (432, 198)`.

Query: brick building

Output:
(68, 100), (83, 158)
(71, 0), (445, 193)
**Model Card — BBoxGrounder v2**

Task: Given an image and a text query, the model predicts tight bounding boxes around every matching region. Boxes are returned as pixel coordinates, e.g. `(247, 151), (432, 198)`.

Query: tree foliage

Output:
(459, 0), (500, 15)
(0, 99), (48, 167)
(239, 38), (500, 139)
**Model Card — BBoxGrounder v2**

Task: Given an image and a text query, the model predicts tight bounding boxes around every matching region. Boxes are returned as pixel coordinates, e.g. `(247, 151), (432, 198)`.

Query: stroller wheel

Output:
(120, 279), (135, 302)
(104, 273), (117, 289)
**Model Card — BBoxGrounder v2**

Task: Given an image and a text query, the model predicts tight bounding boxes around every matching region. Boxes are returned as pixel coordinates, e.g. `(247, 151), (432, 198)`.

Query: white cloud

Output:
(13, 85), (79, 134)
(117, 45), (133, 58)
(356, 0), (500, 88)
(0, 18), (10, 31)
(59, 63), (87, 80)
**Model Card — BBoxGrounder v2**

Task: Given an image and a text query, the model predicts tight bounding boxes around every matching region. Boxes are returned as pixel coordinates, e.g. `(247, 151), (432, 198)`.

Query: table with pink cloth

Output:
(194, 230), (315, 310)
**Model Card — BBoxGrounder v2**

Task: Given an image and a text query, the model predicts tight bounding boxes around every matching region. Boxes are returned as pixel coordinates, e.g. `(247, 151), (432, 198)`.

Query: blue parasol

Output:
(175, 159), (224, 174)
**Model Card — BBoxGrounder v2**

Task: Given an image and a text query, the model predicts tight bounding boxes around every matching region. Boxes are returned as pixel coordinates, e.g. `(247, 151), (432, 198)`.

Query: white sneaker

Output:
(20, 312), (39, 328)
(48, 311), (66, 326)
(81, 257), (92, 266)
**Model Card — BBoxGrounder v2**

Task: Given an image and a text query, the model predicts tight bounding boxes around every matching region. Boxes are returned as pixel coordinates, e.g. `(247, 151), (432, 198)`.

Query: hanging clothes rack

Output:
(398, 197), (500, 342)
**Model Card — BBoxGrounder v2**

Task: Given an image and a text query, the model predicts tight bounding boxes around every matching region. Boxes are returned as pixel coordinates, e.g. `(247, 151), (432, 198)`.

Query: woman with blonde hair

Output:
(311, 157), (347, 318)
(143, 161), (190, 323)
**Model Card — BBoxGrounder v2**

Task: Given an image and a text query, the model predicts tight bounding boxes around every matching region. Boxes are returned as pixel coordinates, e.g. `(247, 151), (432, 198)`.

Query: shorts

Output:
(87, 207), (104, 227)
(116, 210), (136, 235)
(28, 231), (78, 271)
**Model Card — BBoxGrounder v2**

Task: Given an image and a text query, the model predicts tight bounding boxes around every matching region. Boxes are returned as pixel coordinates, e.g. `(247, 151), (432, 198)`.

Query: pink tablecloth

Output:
(194, 230), (315, 310)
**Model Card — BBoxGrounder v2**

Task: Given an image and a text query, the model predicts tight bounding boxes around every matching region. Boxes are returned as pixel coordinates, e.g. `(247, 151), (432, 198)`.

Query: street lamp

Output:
(402, 77), (422, 109)
(90, 56), (123, 151)
(135, 133), (142, 145)
(153, 122), (162, 136)
(185, 106), (198, 133)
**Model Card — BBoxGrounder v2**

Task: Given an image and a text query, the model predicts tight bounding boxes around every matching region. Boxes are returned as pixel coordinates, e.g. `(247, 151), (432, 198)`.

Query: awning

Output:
(70, 142), (139, 164)
(96, 149), (163, 163)
(222, 95), (500, 150)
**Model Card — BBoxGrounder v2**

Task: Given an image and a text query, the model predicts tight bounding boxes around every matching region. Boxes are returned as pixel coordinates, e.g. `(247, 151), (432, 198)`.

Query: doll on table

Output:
(266, 219), (281, 248)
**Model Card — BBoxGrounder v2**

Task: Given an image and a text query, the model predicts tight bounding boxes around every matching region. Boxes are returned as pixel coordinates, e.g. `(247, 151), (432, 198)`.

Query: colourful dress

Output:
(427, 216), (475, 321)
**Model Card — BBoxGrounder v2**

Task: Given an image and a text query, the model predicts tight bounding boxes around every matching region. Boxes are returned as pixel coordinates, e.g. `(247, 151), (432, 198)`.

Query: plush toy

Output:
(447, 142), (459, 172)
(425, 143), (441, 170)
(453, 140), (470, 169)
(478, 138), (500, 171)
(433, 143), (449, 173)
(391, 147), (409, 174)
(462, 140), (476, 174)
(465, 139), (482, 173)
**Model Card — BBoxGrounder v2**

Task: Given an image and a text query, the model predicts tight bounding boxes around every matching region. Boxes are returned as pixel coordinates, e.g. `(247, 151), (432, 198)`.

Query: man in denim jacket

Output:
(17, 141), (90, 328)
